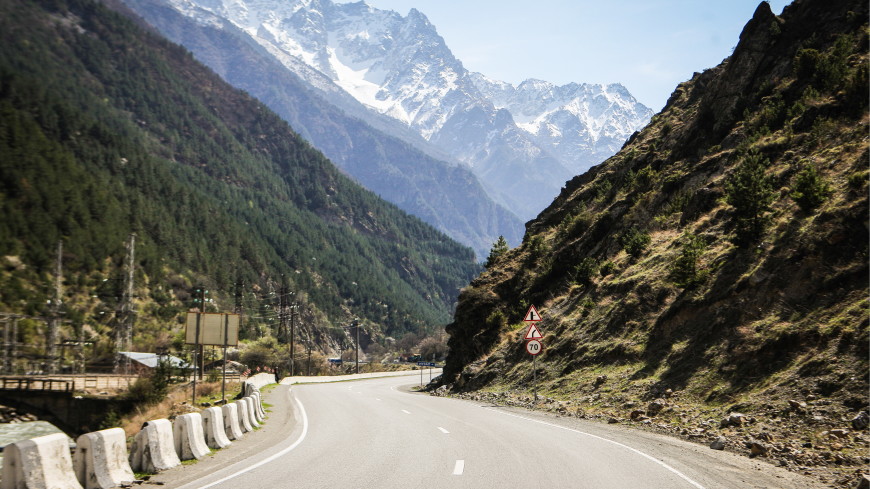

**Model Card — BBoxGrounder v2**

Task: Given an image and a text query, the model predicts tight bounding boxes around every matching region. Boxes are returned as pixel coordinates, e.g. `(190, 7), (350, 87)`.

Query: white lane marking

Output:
(485, 408), (706, 489)
(437, 427), (450, 434)
(401, 409), (411, 414)
(453, 460), (464, 475)
(193, 396), (309, 489)
(376, 398), (382, 401)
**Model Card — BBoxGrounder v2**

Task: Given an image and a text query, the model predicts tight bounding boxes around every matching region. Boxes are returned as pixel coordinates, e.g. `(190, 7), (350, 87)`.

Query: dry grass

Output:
(120, 380), (241, 438)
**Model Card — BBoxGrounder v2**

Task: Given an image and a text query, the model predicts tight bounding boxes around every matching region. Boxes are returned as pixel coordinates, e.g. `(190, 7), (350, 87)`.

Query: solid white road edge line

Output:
(192, 396), (310, 489)
(437, 427), (450, 434)
(484, 407), (706, 489)
(453, 460), (464, 475)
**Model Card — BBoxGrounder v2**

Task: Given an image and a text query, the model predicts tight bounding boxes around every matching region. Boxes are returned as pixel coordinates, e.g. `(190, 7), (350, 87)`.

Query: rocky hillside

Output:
(441, 1), (868, 486)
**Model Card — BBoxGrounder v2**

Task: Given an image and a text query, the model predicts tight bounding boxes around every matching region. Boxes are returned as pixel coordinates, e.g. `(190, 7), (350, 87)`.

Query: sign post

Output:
(185, 312), (240, 403)
(417, 361), (436, 387)
(523, 305), (543, 402)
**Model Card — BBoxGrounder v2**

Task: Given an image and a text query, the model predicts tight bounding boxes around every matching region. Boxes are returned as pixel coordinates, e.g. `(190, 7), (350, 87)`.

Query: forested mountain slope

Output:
(115, 0), (525, 259)
(0, 0), (479, 354)
(442, 0), (868, 483)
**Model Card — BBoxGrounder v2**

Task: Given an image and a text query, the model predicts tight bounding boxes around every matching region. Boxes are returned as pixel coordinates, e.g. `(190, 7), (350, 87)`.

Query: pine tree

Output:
(485, 236), (509, 268)
(725, 151), (776, 246)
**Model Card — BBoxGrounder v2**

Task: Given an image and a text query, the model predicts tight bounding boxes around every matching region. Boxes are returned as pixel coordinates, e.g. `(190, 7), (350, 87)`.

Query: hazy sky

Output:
(337, 0), (791, 111)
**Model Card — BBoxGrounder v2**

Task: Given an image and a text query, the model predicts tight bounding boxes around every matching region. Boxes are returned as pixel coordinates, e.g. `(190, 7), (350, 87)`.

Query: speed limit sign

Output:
(526, 339), (543, 355)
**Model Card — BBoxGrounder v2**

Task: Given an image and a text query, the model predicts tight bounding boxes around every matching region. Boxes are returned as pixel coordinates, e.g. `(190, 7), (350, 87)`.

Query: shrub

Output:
(573, 257), (599, 285)
(724, 150), (776, 246)
(790, 163), (832, 212)
(620, 227), (652, 258)
(669, 233), (707, 287)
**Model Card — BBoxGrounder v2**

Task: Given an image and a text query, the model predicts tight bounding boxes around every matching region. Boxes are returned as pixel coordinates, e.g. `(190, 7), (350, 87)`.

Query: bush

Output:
(620, 227), (651, 258)
(599, 261), (617, 277)
(724, 151), (776, 246)
(573, 257), (599, 285)
(790, 163), (831, 212)
(669, 233), (707, 288)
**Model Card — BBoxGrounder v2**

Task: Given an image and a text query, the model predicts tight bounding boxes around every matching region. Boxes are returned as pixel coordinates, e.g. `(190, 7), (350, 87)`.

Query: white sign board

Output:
(185, 312), (240, 346)
(526, 339), (543, 356)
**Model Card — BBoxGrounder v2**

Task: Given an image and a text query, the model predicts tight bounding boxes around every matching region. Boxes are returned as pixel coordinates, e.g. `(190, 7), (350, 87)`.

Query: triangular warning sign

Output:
(523, 305), (542, 322)
(524, 323), (543, 341)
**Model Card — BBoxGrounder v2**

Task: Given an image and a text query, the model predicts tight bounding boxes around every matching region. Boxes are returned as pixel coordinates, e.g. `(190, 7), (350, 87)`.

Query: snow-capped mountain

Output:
(139, 0), (651, 220)
(470, 74), (655, 175)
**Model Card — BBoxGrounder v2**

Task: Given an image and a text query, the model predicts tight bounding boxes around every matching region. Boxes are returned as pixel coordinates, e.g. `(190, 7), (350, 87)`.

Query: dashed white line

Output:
(437, 427), (450, 434)
(453, 460), (464, 475)
(401, 409), (411, 414)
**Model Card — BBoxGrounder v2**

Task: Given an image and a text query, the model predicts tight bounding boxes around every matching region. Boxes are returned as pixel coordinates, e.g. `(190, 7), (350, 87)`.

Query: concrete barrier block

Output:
(244, 397), (260, 428)
(73, 428), (135, 489)
(1, 432), (82, 489)
(129, 419), (180, 473)
(244, 373), (275, 391)
(202, 407), (231, 450)
(173, 413), (211, 461)
(251, 392), (265, 422)
(235, 399), (253, 433)
(221, 403), (244, 441)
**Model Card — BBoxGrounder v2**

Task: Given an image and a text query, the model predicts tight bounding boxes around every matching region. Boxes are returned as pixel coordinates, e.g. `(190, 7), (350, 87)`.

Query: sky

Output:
(336, 0), (791, 111)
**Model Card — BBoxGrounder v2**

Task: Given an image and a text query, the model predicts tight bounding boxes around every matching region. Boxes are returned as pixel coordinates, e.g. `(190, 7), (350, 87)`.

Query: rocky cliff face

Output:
(442, 1), (868, 484)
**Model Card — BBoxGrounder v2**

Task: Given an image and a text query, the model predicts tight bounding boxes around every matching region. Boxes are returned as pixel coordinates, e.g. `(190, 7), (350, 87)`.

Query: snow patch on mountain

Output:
(158, 0), (651, 219)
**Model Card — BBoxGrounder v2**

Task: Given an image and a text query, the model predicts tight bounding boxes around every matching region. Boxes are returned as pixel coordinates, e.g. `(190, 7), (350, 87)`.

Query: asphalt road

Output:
(160, 373), (826, 489)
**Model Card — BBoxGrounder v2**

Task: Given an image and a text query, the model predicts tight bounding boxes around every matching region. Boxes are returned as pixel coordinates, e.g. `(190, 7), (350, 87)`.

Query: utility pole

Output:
(47, 240), (62, 373)
(277, 281), (288, 344)
(353, 318), (360, 374)
(11, 317), (18, 374)
(305, 313), (313, 376)
(114, 234), (136, 373)
(289, 302), (297, 376)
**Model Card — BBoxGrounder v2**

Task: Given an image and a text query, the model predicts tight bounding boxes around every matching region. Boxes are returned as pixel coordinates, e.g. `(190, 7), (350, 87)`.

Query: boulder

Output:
(720, 412), (745, 428)
(851, 411), (869, 430)
(710, 436), (727, 450)
(647, 399), (666, 416)
(748, 440), (768, 457)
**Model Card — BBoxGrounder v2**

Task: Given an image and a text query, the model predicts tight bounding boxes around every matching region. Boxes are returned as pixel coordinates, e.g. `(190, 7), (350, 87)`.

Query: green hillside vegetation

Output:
(0, 0), (479, 366)
(443, 1), (868, 485)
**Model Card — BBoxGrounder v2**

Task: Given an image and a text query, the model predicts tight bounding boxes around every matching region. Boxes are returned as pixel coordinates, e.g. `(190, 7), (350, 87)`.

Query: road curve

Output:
(159, 373), (825, 489)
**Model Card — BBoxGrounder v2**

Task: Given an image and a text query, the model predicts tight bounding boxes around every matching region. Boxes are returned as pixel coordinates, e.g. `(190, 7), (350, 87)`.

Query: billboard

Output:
(185, 312), (240, 346)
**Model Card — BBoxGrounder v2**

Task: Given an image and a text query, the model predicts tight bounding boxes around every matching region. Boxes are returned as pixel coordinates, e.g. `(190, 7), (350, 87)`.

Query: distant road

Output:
(165, 374), (824, 489)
